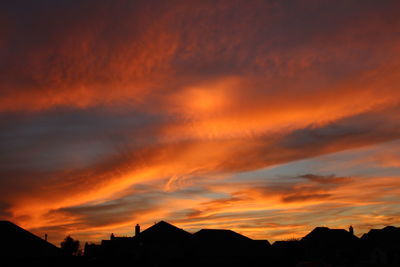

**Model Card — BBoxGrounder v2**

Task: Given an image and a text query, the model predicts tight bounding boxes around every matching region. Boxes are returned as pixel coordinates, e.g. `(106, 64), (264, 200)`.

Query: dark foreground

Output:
(1, 220), (400, 267)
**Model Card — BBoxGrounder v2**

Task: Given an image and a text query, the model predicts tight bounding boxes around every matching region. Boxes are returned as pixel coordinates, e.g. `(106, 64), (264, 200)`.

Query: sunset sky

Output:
(1, 0), (400, 246)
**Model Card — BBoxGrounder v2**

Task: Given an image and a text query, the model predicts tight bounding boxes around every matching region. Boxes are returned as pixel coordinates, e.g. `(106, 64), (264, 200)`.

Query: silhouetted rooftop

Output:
(193, 229), (253, 243)
(361, 225), (400, 248)
(136, 220), (191, 242)
(0, 220), (61, 259)
(302, 227), (358, 243)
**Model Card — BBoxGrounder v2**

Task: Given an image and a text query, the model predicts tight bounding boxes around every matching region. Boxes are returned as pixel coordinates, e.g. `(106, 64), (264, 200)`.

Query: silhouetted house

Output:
(84, 233), (136, 260)
(360, 226), (400, 265)
(85, 221), (192, 265)
(301, 227), (360, 265)
(134, 220), (192, 265)
(137, 220), (191, 243)
(192, 229), (270, 266)
(0, 220), (61, 261)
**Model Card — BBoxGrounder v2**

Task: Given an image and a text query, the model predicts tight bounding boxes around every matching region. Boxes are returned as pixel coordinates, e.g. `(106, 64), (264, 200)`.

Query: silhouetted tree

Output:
(60, 235), (80, 256)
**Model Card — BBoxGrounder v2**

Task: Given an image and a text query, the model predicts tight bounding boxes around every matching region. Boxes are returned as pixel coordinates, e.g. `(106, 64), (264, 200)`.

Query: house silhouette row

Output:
(1, 220), (400, 266)
(85, 220), (270, 266)
(84, 221), (400, 266)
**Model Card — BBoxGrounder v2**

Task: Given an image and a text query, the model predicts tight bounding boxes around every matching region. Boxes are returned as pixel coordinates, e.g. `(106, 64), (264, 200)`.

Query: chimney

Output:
(349, 225), (354, 235)
(44, 234), (48, 241)
(135, 224), (140, 237)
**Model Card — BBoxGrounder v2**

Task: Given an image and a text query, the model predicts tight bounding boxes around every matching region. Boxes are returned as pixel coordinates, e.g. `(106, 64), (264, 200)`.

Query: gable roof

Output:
(0, 220), (61, 259)
(361, 225), (400, 248)
(137, 221), (192, 242)
(193, 229), (253, 243)
(302, 227), (359, 247)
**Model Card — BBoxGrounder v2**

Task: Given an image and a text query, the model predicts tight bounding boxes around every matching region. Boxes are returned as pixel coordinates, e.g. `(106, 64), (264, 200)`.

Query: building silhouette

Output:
(0, 220), (62, 264)
(360, 226), (400, 265)
(300, 226), (361, 265)
(1, 219), (400, 266)
(84, 221), (269, 266)
(191, 228), (270, 266)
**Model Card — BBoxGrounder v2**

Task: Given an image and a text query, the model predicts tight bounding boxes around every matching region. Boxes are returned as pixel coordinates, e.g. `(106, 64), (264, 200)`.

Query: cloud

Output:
(46, 188), (163, 228)
(166, 173), (400, 240)
(0, 0), (399, 112)
(3, 104), (400, 232)
(298, 174), (349, 184)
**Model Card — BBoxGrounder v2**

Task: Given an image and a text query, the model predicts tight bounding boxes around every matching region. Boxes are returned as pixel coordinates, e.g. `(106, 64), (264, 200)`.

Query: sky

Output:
(1, 0), (400, 246)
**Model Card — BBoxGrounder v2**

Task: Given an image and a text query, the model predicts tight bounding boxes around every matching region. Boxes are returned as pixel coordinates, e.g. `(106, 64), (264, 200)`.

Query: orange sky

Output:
(1, 0), (400, 246)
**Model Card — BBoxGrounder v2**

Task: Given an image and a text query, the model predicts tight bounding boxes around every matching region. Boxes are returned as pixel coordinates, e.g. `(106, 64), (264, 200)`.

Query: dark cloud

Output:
(298, 174), (350, 184)
(0, 107), (168, 171)
(42, 182), (212, 229)
(282, 193), (332, 203)
(202, 105), (400, 175)
(47, 193), (159, 228)
(0, 202), (11, 219)
(242, 173), (351, 204)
